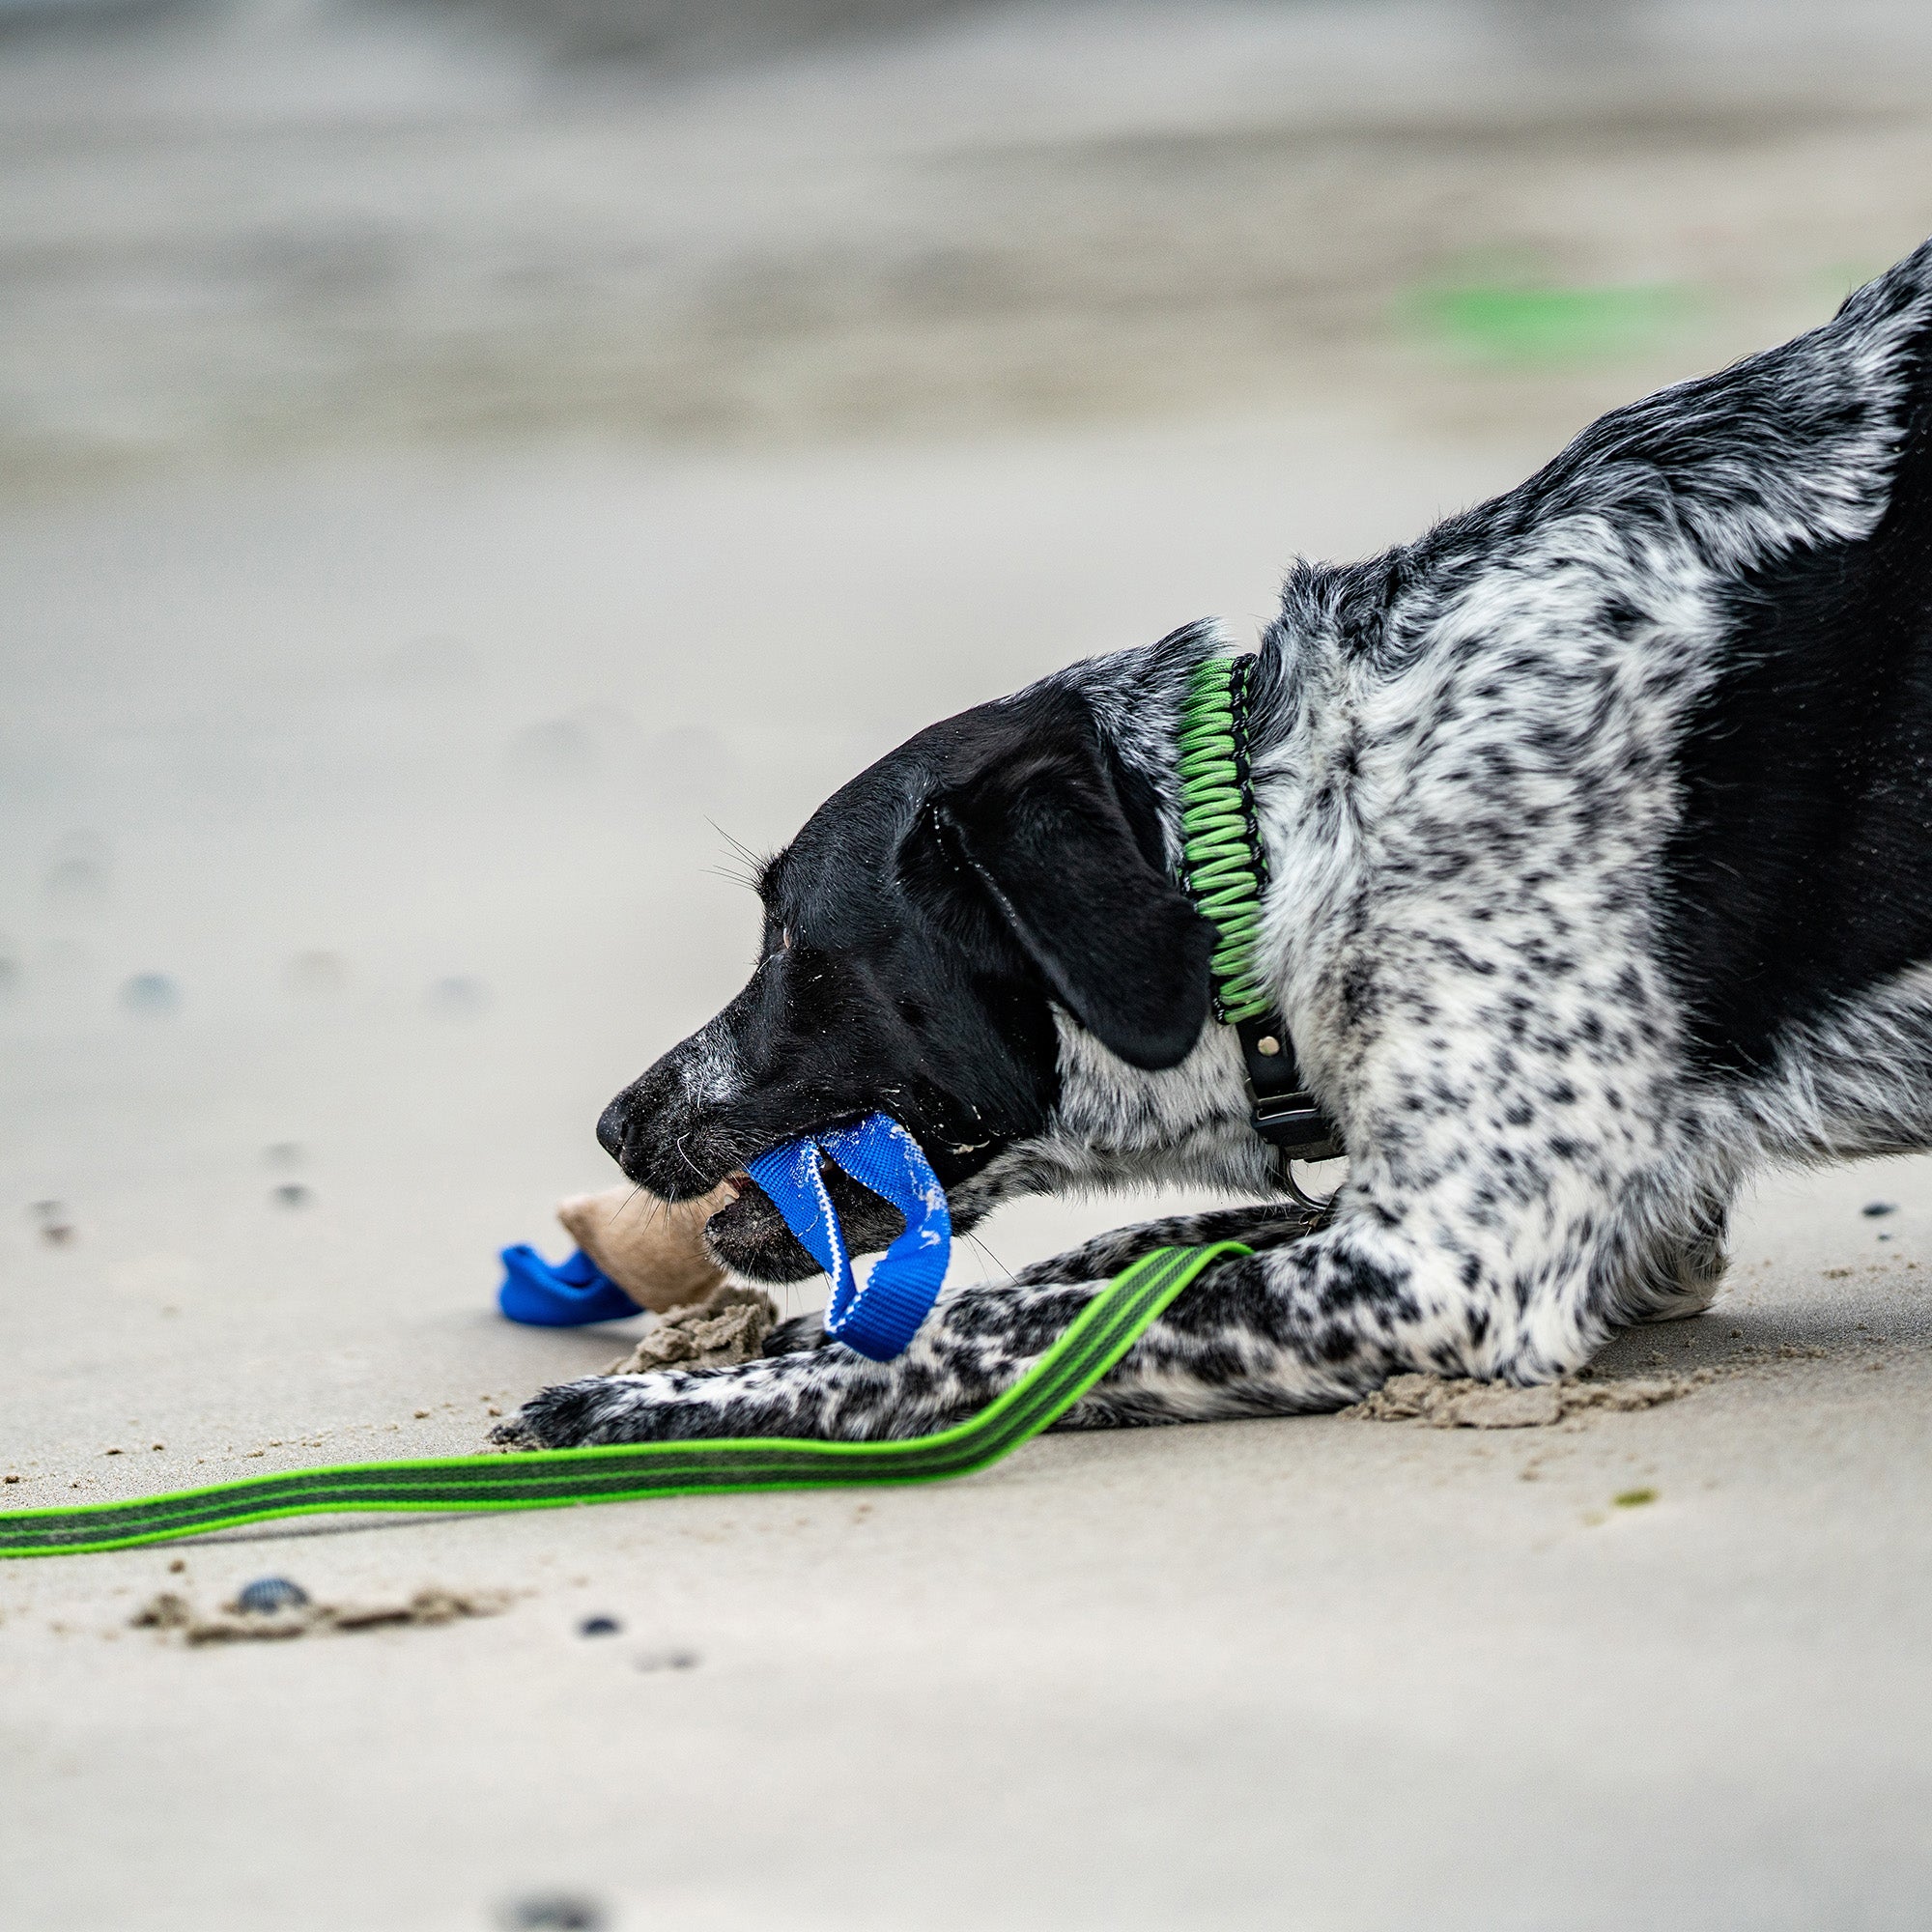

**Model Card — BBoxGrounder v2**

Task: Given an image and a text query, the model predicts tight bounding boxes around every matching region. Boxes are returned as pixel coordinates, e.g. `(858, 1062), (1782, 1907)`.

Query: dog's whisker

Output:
(963, 1230), (1009, 1280)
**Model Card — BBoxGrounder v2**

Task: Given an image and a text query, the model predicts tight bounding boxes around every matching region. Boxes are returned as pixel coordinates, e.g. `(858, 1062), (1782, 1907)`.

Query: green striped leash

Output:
(0, 1242), (1245, 1559)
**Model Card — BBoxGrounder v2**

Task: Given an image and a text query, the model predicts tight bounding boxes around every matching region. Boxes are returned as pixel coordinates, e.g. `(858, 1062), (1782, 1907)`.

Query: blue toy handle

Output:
(746, 1112), (951, 1361)
(496, 1113), (949, 1356)
(497, 1244), (643, 1327)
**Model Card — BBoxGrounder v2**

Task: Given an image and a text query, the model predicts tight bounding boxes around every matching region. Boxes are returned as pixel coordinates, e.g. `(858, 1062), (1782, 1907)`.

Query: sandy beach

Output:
(4, 4), (1932, 1926)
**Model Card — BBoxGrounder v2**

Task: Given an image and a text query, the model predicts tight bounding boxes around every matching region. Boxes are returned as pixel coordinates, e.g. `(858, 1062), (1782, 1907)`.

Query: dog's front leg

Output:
(492, 1202), (1426, 1447)
(494, 1153), (1687, 1448)
(492, 1232), (1405, 1447)
(494, 1272), (1130, 1448)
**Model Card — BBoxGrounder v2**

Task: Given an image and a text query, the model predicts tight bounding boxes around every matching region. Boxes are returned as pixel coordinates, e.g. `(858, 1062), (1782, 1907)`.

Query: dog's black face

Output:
(597, 677), (1216, 1281)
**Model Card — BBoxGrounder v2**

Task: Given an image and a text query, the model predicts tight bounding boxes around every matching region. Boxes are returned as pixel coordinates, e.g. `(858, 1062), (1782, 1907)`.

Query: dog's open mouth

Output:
(699, 1162), (908, 1286)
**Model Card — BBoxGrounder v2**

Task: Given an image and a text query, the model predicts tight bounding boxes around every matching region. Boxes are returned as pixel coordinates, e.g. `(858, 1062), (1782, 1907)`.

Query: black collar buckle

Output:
(1233, 1009), (1343, 1165)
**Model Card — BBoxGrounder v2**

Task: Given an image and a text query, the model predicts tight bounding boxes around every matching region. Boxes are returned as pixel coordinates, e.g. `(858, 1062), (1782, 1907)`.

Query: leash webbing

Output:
(0, 1242), (1246, 1559)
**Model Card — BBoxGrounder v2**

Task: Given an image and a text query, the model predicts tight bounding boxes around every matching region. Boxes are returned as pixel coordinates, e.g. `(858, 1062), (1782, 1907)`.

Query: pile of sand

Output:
(1347, 1369), (1714, 1430)
(131, 1588), (510, 1646)
(602, 1284), (779, 1376)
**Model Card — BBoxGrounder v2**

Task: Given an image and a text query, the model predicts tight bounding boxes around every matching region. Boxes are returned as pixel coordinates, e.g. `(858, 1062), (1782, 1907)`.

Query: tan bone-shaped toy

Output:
(553, 1180), (779, 1373)
(554, 1180), (737, 1312)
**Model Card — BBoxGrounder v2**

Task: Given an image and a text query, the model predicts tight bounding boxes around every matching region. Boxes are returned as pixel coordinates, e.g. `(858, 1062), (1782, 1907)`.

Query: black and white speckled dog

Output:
(500, 238), (1932, 1450)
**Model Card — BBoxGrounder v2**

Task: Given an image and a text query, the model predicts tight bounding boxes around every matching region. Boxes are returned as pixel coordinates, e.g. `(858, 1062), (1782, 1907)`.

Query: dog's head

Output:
(598, 633), (1261, 1281)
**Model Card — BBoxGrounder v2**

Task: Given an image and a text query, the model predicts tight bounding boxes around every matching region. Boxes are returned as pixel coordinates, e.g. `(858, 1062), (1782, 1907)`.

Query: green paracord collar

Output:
(1177, 654), (1343, 1170)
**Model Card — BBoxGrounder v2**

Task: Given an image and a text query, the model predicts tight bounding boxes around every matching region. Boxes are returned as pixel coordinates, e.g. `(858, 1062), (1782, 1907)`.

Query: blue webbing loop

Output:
(747, 1112), (952, 1361)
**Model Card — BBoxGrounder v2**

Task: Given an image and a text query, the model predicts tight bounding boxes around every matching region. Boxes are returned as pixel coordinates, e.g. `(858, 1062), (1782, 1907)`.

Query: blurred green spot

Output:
(1612, 1486), (1658, 1509)
(1406, 282), (1694, 365)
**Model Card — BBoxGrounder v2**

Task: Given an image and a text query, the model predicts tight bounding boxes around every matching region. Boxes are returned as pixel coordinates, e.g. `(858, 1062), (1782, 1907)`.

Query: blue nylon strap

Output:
(497, 1114), (950, 1354)
(747, 1113), (952, 1361)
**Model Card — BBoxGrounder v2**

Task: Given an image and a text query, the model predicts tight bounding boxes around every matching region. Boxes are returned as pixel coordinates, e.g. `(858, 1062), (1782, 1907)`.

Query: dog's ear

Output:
(933, 703), (1214, 1071)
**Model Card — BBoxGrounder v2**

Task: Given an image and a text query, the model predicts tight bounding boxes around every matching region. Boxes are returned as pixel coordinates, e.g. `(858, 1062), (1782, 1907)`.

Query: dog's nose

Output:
(596, 1093), (633, 1166)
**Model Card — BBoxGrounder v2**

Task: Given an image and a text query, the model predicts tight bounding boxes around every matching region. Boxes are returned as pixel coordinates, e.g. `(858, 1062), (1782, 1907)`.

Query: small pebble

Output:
(3, 1473), (18, 1485)
(270, 1183), (311, 1208)
(30, 1200), (75, 1245)
(1861, 1202), (1898, 1217)
(235, 1577), (309, 1614)
(120, 973), (181, 1017)
(426, 975), (489, 1017)
(578, 1616), (620, 1637)
(103, 1447), (123, 1456)
(1612, 1488), (1658, 1509)
(499, 1894), (605, 1932)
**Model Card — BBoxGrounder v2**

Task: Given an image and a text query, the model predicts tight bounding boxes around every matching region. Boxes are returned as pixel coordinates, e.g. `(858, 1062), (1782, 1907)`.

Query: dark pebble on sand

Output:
(1862, 1202), (1898, 1217)
(270, 1183), (311, 1208)
(30, 1200), (74, 1246)
(121, 973), (180, 1017)
(236, 1577), (309, 1614)
(578, 1616), (620, 1637)
(500, 1893), (605, 1931)
(426, 975), (489, 1016)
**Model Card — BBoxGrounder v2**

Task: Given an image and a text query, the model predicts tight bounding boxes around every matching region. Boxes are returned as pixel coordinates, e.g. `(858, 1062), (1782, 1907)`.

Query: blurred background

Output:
(5, 0), (1932, 1448)
(7, 0), (1932, 484)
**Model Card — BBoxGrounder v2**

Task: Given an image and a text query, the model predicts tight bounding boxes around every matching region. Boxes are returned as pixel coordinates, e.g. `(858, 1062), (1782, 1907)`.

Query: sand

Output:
(3, 6), (1932, 1927)
(600, 1284), (778, 1375)
(1344, 1368), (1710, 1428)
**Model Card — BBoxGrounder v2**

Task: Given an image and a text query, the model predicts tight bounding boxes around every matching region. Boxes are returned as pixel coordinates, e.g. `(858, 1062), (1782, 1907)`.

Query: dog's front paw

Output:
(490, 1377), (635, 1450)
(487, 1415), (546, 1451)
